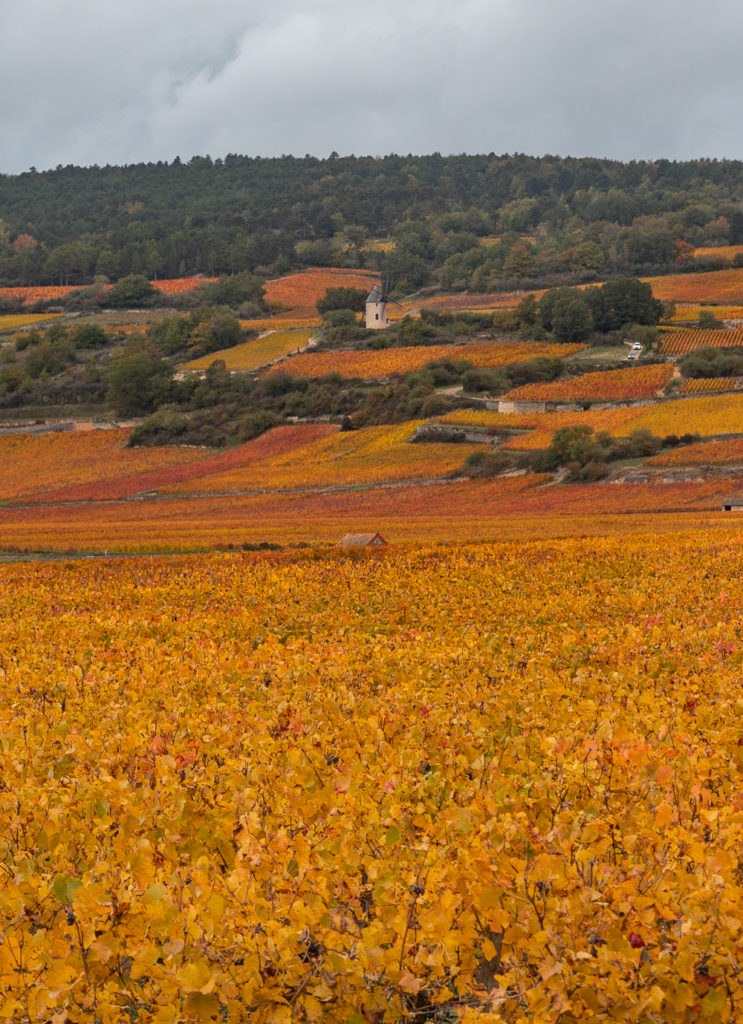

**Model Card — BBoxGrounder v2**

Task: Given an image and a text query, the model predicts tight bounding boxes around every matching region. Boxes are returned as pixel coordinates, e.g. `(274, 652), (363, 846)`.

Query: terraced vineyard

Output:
(0, 312), (65, 332)
(263, 268), (379, 316)
(660, 328), (743, 355)
(185, 328), (315, 371)
(646, 267), (743, 303)
(0, 278), (216, 306)
(264, 341), (585, 380)
(163, 422), (484, 493)
(645, 437), (743, 467)
(503, 364), (672, 402)
(679, 377), (736, 395)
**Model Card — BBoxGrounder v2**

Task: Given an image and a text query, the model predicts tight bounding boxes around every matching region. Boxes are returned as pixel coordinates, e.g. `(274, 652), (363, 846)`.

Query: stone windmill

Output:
(365, 274), (401, 329)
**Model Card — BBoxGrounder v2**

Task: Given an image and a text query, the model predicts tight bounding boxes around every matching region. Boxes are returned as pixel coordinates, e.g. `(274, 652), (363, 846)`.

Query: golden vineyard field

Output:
(162, 423), (482, 494)
(503, 364), (672, 402)
(0, 472), (738, 552)
(0, 312), (65, 332)
(263, 269), (380, 314)
(659, 329), (743, 355)
(668, 306), (743, 324)
(1, 532), (742, 1022)
(185, 329), (315, 372)
(646, 268), (743, 304)
(0, 425), (337, 505)
(9, 419), (734, 525)
(264, 342), (584, 380)
(0, 279), (217, 307)
(692, 245), (743, 261)
(679, 378), (736, 395)
(444, 391), (743, 446)
(646, 437), (743, 467)
(239, 318), (324, 332)
(0, 429), (208, 503)
(626, 392), (743, 436)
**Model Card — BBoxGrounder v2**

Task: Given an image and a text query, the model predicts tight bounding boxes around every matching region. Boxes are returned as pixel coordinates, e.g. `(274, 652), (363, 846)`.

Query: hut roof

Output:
(336, 531), (388, 547)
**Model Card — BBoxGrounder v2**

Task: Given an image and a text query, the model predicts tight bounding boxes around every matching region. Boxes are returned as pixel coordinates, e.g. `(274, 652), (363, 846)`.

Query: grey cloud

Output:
(2, 0), (743, 173)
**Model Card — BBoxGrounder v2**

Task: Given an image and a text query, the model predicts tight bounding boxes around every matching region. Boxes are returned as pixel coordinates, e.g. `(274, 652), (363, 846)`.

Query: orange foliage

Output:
(13, 425), (335, 504)
(443, 407), (641, 450)
(660, 328), (743, 355)
(184, 329), (315, 372)
(693, 245), (743, 262)
(0, 285), (76, 305)
(239, 316), (323, 331)
(503, 364), (673, 402)
(264, 341), (585, 380)
(647, 267), (743, 303)
(624, 392), (743, 437)
(152, 276), (217, 294)
(473, 392), (743, 447)
(1, 532), (742, 1020)
(407, 291), (539, 313)
(164, 422), (482, 494)
(645, 437), (743, 467)
(665, 304), (743, 323)
(0, 312), (65, 332)
(0, 473), (738, 552)
(679, 378), (736, 395)
(0, 278), (215, 308)
(263, 268), (380, 314)
(0, 429), (208, 503)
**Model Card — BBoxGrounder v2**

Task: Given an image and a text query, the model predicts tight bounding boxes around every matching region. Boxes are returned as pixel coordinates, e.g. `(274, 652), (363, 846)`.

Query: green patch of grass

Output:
(566, 345), (630, 364)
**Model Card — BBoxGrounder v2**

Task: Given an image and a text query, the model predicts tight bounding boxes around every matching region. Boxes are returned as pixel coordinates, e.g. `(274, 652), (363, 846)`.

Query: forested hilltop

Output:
(2, 154), (743, 291)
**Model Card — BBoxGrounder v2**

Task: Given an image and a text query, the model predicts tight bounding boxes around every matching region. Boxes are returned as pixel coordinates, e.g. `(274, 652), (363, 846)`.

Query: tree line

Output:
(2, 153), (743, 291)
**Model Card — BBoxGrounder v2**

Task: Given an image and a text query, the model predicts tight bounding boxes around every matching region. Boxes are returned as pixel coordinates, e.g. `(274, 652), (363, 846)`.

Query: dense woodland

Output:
(3, 154), (743, 291)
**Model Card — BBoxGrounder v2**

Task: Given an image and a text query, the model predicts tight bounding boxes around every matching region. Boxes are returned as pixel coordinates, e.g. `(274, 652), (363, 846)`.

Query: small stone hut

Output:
(336, 532), (388, 547)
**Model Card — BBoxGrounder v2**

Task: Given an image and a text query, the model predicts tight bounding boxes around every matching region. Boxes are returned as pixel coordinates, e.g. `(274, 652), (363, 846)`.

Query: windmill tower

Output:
(365, 275), (399, 329)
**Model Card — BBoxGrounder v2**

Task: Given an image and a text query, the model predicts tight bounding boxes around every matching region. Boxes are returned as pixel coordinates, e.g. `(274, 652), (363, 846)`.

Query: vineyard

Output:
(679, 378), (737, 395)
(622, 392), (743, 437)
(659, 329), (743, 355)
(239, 317), (323, 332)
(0, 430), (210, 503)
(264, 342), (585, 380)
(645, 437), (743, 467)
(0, 533), (742, 1022)
(442, 391), (743, 448)
(184, 329), (315, 372)
(150, 277), (217, 295)
(162, 423), (483, 494)
(405, 292), (530, 314)
(263, 268), (380, 315)
(0, 285), (79, 305)
(441, 407), (643, 448)
(692, 245), (743, 261)
(668, 305), (743, 324)
(0, 312), (65, 332)
(0, 278), (216, 307)
(503, 364), (673, 402)
(1, 425), (335, 505)
(645, 268), (743, 304)
(0, 470), (738, 553)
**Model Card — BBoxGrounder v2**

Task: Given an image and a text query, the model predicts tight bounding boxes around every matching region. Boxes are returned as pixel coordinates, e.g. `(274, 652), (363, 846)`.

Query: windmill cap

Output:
(366, 285), (384, 302)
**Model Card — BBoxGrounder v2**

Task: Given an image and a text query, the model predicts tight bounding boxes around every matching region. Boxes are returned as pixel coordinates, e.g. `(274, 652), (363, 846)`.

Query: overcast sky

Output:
(2, 0), (742, 174)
